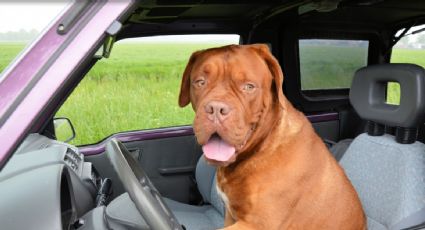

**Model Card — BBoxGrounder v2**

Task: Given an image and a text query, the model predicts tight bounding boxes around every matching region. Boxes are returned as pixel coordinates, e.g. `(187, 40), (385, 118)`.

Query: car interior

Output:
(0, 0), (425, 229)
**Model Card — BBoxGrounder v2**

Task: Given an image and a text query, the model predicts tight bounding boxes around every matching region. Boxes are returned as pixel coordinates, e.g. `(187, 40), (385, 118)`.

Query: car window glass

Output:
(388, 25), (425, 105)
(299, 39), (369, 90)
(55, 35), (240, 145)
(0, 2), (68, 76)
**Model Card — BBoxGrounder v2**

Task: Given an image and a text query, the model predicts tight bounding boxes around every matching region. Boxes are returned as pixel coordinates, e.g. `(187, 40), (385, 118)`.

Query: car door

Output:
(80, 127), (203, 204)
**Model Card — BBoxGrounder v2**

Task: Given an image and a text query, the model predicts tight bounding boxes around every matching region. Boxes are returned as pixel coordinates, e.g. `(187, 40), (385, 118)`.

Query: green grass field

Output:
(1, 42), (424, 145)
(299, 45), (369, 90)
(56, 42), (226, 145)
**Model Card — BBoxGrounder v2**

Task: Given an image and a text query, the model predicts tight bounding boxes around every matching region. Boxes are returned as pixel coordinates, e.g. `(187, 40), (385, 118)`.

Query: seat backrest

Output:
(341, 64), (425, 229)
(341, 134), (425, 229)
(195, 156), (225, 216)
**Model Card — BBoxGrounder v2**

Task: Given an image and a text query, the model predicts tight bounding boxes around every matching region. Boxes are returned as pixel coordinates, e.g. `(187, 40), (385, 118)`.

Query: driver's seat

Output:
(163, 138), (357, 230)
(163, 156), (225, 230)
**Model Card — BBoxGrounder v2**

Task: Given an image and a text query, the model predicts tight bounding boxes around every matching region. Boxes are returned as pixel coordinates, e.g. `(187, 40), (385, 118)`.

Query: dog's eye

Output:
(194, 79), (206, 88)
(243, 83), (256, 92)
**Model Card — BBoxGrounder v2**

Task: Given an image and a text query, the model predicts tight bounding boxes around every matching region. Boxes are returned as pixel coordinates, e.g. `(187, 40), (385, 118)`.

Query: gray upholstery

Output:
(340, 134), (425, 229)
(163, 198), (223, 230)
(164, 156), (224, 229)
(329, 139), (353, 161)
(341, 64), (425, 229)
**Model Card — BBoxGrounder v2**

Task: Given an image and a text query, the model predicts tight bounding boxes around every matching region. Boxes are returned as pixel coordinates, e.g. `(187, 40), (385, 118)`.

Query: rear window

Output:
(299, 39), (369, 90)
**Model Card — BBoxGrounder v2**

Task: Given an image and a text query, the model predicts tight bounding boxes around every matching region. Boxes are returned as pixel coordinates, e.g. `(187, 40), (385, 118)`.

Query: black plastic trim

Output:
(58, 0), (95, 35)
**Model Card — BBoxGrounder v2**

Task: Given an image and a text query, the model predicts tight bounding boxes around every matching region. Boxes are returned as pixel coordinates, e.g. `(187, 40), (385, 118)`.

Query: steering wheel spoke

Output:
(106, 138), (182, 230)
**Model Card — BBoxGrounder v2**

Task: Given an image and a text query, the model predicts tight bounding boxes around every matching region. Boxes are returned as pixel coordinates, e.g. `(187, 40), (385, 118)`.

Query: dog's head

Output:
(179, 44), (285, 166)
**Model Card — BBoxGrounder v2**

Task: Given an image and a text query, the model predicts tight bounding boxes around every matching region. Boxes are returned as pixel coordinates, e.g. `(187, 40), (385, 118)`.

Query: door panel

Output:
(310, 110), (366, 143)
(83, 128), (203, 204)
(308, 112), (340, 142)
(123, 135), (202, 203)
(312, 120), (339, 142)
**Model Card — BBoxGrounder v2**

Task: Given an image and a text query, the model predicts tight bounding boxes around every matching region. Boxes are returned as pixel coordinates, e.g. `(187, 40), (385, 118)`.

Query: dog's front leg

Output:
(220, 210), (254, 230)
(220, 221), (254, 230)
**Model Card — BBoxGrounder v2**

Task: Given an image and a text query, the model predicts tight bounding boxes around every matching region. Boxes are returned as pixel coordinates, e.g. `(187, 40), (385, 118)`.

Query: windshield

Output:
(0, 2), (69, 78)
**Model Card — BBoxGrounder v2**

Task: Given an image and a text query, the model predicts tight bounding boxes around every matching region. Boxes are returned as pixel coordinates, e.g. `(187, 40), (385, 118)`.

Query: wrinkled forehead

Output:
(192, 48), (272, 83)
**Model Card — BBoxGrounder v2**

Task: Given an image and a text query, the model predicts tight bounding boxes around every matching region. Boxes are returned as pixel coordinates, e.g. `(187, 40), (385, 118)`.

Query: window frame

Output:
(279, 22), (382, 112)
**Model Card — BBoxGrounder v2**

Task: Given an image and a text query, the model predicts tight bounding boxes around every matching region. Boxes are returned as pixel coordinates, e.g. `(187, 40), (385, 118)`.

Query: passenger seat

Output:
(163, 156), (225, 229)
(340, 64), (425, 229)
(329, 138), (353, 161)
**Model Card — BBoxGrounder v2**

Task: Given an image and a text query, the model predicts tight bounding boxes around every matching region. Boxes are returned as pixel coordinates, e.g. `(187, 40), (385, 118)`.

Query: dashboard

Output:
(0, 134), (102, 230)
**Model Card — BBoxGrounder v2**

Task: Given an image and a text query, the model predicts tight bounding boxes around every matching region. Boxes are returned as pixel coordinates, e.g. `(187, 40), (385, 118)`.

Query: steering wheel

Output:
(106, 138), (183, 230)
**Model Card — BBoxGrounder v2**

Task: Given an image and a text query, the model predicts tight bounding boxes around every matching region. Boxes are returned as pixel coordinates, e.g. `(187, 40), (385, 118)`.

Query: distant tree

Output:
(394, 36), (410, 49)
(417, 34), (425, 45)
(0, 29), (39, 42)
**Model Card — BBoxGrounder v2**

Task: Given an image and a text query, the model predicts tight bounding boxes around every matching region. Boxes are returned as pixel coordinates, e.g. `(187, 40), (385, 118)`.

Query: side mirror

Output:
(54, 117), (76, 143)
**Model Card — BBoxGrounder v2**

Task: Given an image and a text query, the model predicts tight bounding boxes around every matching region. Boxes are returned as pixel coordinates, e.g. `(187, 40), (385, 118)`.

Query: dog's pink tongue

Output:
(202, 135), (236, 161)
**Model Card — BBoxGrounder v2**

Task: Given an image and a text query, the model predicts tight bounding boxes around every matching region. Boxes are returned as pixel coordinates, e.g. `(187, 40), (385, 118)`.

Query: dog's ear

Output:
(179, 51), (201, 107)
(249, 44), (285, 108)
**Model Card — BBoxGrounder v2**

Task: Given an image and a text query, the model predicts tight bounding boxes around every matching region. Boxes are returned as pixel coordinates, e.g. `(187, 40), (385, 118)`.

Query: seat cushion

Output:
(195, 155), (217, 203)
(163, 156), (225, 230)
(195, 156), (225, 216)
(340, 133), (425, 229)
(164, 198), (224, 230)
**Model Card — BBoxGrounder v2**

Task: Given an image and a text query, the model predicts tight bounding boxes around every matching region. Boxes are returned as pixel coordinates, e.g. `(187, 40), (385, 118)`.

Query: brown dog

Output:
(178, 44), (365, 229)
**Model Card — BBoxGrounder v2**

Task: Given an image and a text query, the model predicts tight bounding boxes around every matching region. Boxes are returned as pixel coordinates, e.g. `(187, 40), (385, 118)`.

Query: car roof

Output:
(118, 0), (425, 40)
(127, 0), (425, 26)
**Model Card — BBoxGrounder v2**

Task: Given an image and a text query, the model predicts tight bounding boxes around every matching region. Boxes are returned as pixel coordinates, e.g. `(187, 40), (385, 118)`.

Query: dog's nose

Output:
(205, 101), (231, 122)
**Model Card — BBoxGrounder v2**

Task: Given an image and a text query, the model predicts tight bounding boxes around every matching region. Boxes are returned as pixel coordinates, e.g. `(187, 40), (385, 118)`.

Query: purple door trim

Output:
(79, 126), (195, 155)
(306, 112), (339, 123)
(0, 5), (72, 119)
(0, 0), (134, 167)
(79, 112), (339, 156)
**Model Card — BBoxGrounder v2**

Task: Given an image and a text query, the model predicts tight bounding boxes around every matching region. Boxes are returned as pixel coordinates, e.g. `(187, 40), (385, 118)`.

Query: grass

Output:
(55, 42), (228, 145)
(388, 49), (425, 105)
(1, 42), (424, 145)
(1, 42), (227, 145)
(299, 45), (368, 90)
(0, 43), (25, 71)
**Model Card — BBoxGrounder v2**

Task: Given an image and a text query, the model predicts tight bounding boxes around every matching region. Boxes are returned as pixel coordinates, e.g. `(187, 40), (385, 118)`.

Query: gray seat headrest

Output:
(349, 64), (425, 143)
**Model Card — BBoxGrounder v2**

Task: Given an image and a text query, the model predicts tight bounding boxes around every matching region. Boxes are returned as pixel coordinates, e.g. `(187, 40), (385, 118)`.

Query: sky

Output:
(0, 2), (68, 33)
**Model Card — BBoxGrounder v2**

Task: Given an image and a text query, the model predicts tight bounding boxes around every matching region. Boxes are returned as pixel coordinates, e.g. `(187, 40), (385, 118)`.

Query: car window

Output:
(388, 25), (425, 105)
(299, 39), (369, 90)
(55, 35), (240, 145)
(0, 2), (68, 76)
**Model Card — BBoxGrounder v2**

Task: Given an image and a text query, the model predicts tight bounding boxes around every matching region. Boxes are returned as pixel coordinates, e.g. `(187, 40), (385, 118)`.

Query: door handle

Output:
(158, 166), (196, 175)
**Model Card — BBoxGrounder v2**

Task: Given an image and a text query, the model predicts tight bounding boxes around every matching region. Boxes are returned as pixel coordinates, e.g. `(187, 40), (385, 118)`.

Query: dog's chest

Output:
(216, 182), (230, 208)
(216, 170), (252, 219)
(216, 180), (239, 220)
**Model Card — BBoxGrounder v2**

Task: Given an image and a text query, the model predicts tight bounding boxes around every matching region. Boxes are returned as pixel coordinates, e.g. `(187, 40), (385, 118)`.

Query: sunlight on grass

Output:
(386, 82), (400, 105)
